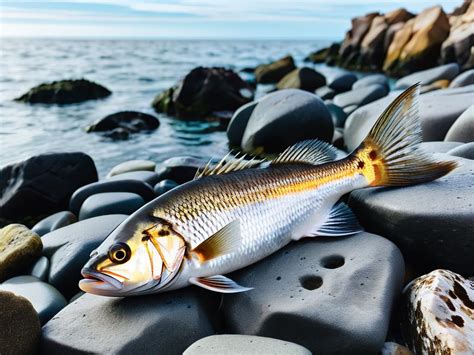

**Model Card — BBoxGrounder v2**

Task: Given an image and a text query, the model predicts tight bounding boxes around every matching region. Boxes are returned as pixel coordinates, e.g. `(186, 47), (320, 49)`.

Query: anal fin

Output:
(309, 202), (363, 237)
(189, 275), (253, 293)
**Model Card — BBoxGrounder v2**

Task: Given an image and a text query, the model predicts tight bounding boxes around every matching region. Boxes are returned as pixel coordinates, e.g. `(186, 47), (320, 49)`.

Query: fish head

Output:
(79, 215), (186, 297)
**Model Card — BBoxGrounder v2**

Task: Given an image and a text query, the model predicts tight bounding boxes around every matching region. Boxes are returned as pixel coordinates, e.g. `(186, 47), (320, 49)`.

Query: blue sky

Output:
(0, 1), (460, 39)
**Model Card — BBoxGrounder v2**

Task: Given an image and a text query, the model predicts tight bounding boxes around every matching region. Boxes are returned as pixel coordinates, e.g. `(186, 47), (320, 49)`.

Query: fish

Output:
(79, 84), (457, 297)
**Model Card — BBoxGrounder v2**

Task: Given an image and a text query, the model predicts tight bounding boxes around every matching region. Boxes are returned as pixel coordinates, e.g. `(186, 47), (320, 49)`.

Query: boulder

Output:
(0, 275), (67, 325)
(241, 89), (333, 154)
(152, 67), (254, 119)
(315, 86), (336, 100)
(41, 214), (128, 298)
(221, 232), (404, 354)
(184, 335), (311, 355)
(384, 8), (414, 26)
(305, 43), (340, 64)
(401, 270), (474, 354)
(349, 154), (473, 274)
(326, 103), (348, 128)
(153, 179), (179, 197)
(447, 142), (474, 159)
(359, 16), (389, 70)
(352, 74), (389, 90)
(26, 255), (49, 281)
(107, 170), (160, 186)
(276, 68), (326, 92)
(449, 69), (474, 88)
(333, 84), (388, 108)
(86, 111), (160, 138)
(69, 179), (155, 216)
(0, 290), (41, 354)
(328, 73), (358, 93)
(0, 224), (42, 282)
(155, 156), (208, 184)
(395, 63), (460, 89)
(14, 79), (111, 104)
(227, 101), (258, 147)
(444, 105), (474, 142)
(0, 152), (98, 227)
(106, 159), (156, 178)
(78, 192), (144, 220)
(254, 56), (296, 84)
(41, 289), (218, 354)
(32, 211), (77, 236)
(384, 22), (405, 53)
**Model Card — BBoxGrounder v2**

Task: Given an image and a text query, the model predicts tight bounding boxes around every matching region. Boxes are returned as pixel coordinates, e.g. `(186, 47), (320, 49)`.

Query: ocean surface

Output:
(0, 39), (343, 177)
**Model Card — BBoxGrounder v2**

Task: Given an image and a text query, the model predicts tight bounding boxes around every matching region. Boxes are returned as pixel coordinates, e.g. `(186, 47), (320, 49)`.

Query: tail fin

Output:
(352, 83), (457, 187)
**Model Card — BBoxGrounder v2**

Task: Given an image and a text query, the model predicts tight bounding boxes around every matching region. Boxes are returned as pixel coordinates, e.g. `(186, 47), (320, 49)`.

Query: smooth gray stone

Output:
(32, 211), (77, 236)
(352, 74), (389, 90)
(241, 89), (333, 153)
(444, 105), (474, 143)
(221, 232), (404, 354)
(78, 192), (144, 220)
(449, 69), (474, 88)
(315, 86), (336, 100)
(447, 142), (474, 160)
(326, 103), (347, 128)
(419, 141), (463, 154)
(41, 289), (219, 354)
(395, 63), (460, 90)
(227, 101), (258, 147)
(343, 104), (358, 116)
(328, 72), (358, 93)
(69, 179), (155, 215)
(42, 214), (127, 298)
(156, 156), (208, 184)
(26, 256), (49, 281)
(184, 335), (311, 355)
(106, 160), (156, 178)
(153, 179), (179, 197)
(0, 275), (67, 325)
(349, 154), (473, 274)
(333, 84), (388, 109)
(108, 170), (160, 186)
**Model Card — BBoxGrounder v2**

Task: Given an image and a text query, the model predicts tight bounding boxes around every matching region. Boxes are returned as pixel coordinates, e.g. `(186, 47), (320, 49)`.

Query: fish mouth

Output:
(79, 268), (124, 293)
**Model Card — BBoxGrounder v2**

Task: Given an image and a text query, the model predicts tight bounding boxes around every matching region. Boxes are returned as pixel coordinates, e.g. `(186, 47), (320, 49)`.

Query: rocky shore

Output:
(1, 1), (474, 354)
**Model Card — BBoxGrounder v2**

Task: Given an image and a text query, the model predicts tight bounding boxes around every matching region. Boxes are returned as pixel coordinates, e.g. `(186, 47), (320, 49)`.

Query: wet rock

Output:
(41, 214), (127, 298)
(401, 270), (474, 354)
(241, 89), (333, 154)
(41, 289), (218, 354)
(32, 211), (77, 236)
(333, 84), (388, 109)
(69, 179), (155, 216)
(380, 342), (413, 355)
(227, 101), (258, 147)
(155, 156), (207, 184)
(86, 111), (160, 137)
(419, 141), (463, 154)
(315, 86), (336, 100)
(395, 63), (460, 90)
(0, 224), (42, 282)
(328, 72), (358, 93)
(0, 290), (41, 354)
(184, 335), (311, 355)
(104, 127), (129, 140)
(254, 56), (296, 84)
(14, 79), (111, 104)
(444, 105), (474, 143)
(326, 103), (348, 128)
(0, 275), (67, 325)
(78, 192), (145, 220)
(305, 43), (340, 64)
(450, 69), (474, 88)
(352, 74), (389, 90)
(349, 154), (473, 274)
(154, 179), (179, 197)
(26, 255), (49, 281)
(448, 142), (474, 160)
(0, 152), (97, 227)
(152, 67), (254, 119)
(108, 170), (160, 186)
(276, 68), (326, 92)
(106, 159), (156, 178)
(221, 232), (404, 354)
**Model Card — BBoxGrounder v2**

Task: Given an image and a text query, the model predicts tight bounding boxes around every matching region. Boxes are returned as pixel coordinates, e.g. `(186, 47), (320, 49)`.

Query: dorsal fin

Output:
(271, 139), (340, 166)
(194, 152), (264, 179)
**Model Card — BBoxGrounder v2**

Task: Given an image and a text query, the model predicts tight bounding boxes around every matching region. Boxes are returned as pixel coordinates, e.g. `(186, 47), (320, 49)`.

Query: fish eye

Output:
(108, 243), (131, 264)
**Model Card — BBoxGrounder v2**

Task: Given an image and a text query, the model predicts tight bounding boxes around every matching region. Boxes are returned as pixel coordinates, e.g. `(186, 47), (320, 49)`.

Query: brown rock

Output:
(0, 290), (41, 355)
(0, 224), (42, 282)
(276, 67), (326, 92)
(360, 16), (389, 69)
(420, 79), (450, 94)
(384, 22), (405, 52)
(254, 56), (296, 84)
(384, 8), (414, 26)
(384, 18), (415, 72)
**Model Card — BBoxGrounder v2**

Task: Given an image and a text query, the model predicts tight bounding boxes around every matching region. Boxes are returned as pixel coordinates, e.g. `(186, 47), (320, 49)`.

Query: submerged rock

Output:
(254, 55), (296, 84)
(106, 159), (156, 178)
(395, 63), (460, 89)
(86, 111), (160, 138)
(402, 269), (474, 354)
(0, 224), (42, 282)
(14, 79), (111, 104)
(276, 67), (326, 92)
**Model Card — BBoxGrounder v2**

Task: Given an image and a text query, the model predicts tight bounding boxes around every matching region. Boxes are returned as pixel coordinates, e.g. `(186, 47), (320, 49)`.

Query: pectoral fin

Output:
(189, 275), (253, 293)
(310, 202), (363, 237)
(192, 220), (241, 262)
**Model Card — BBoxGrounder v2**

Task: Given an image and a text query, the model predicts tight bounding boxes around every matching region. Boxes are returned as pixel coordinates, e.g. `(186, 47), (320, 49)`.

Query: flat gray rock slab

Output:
(349, 154), (473, 274)
(41, 289), (218, 355)
(32, 211), (77, 236)
(0, 275), (67, 325)
(395, 63), (460, 90)
(106, 159), (156, 177)
(78, 192), (145, 220)
(184, 335), (311, 355)
(221, 232), (404, 354)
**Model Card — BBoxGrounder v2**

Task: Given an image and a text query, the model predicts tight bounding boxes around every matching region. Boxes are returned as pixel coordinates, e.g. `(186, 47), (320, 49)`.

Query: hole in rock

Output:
(300, 275), (323, 290)
(321, 255), (345, 269)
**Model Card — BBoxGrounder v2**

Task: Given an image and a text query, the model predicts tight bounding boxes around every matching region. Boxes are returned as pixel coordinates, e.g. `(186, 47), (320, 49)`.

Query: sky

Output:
(0, 0), (461, 40)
